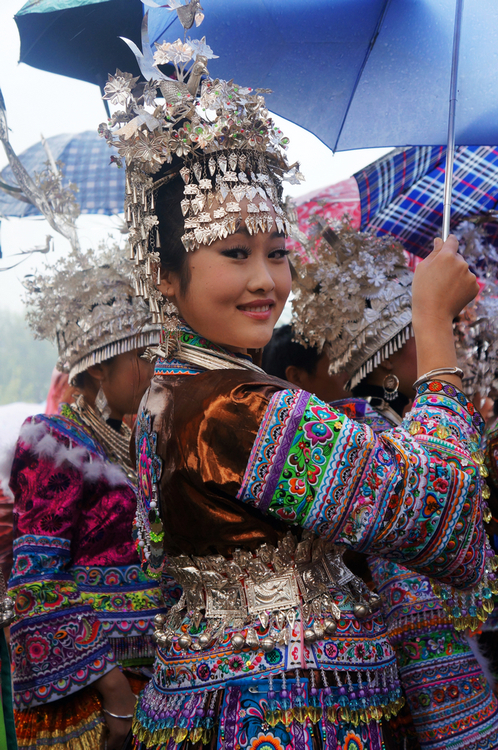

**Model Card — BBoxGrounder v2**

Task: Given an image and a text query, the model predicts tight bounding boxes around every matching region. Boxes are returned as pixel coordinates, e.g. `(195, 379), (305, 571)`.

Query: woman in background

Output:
(8, 245), (169, 750)
(290, 219), (498, 750)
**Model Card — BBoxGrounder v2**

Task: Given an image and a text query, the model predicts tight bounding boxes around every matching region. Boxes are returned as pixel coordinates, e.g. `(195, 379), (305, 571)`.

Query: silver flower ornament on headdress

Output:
(100, 10), (302, 324)
(291, 217), (413, 388)
(24, 242), (161, 384)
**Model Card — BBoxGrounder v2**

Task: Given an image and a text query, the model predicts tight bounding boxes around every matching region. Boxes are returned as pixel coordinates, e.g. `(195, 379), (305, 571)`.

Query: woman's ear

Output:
(157, 268), (178, 301)
(378, 358), (394, 373)
(86, 363), (105, 385)
(285, 365), (307, 389)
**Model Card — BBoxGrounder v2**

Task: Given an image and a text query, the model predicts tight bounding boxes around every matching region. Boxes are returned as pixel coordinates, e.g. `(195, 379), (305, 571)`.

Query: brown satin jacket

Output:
(144, 368), (289, 557)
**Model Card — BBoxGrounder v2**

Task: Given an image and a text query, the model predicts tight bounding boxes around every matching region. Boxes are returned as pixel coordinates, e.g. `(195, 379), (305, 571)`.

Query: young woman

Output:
(291, 222), (498, 750)
(8, 246), (170, 750)
(100, 25), (495, 749)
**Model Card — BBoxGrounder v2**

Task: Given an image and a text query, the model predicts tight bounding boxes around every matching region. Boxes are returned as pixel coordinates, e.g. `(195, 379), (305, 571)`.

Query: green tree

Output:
(0, 308), (57, 404)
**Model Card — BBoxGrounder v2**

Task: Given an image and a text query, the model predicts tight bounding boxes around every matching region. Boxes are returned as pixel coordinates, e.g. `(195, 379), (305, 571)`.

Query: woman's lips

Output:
(237, 301), (274, 320)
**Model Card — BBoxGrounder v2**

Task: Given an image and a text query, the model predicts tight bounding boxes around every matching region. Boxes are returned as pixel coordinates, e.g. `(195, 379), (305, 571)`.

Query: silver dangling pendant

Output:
(95, 386), (111, 421)
(383, 373), (399, 402)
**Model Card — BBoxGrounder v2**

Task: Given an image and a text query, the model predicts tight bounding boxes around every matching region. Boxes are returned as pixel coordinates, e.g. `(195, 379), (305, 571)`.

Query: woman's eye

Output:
(221, 247), (250, 259)
(269, 248), (289, 259)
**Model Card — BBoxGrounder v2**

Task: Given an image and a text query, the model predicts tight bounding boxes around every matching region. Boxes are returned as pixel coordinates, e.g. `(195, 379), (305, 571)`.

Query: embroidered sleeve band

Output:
(237, 388), (487, 590)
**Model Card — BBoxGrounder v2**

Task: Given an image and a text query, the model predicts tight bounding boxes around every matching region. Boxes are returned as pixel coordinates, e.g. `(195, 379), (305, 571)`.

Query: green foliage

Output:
(0, 308), (56, 404)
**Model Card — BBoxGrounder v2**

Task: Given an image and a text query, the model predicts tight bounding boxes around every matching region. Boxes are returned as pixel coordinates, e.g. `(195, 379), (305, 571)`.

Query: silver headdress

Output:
(453, 220), (498, 397)
(292, 218), (413, 388)
(24, 242), (161, 383)
(100, 11), (303, 323)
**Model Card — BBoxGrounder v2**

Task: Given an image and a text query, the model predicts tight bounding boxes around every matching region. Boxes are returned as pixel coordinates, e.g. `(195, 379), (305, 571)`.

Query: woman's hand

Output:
(412, 235), (478, 327)
(95, 667), (136, 750)
(411, 235), (478, 388)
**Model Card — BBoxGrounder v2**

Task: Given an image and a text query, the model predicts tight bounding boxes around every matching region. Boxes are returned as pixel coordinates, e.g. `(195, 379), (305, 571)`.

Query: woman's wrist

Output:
(412, 315), (461, 387)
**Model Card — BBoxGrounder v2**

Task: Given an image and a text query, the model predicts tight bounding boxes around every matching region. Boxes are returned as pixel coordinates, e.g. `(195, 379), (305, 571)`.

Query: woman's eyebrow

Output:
(234, 224), (251, 236)
(233, 225), (285, 240)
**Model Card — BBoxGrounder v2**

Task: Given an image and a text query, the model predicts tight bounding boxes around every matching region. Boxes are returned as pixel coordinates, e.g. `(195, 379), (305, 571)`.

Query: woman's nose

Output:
(247, 258), (275, 292)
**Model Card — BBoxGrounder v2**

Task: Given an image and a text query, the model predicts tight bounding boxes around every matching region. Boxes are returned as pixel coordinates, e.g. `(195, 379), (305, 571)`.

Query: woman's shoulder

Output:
(17, 408), (106, 461)
(148, 368), (297, 424)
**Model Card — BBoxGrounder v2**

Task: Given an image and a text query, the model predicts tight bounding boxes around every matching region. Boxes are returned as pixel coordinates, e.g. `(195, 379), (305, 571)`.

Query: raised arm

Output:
(412, 234), (478, 387)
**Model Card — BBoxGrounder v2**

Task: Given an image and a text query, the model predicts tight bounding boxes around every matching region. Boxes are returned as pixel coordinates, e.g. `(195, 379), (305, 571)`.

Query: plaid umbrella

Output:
(0, 130), (125, 217)
(354, 145), (498, 257)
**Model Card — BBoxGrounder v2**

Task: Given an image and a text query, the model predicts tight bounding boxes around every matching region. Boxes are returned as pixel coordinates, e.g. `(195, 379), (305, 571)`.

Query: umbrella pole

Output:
(442, 0), (464, 241)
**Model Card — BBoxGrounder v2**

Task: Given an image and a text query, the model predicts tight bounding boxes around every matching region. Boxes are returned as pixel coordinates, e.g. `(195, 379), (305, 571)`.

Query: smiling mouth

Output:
(238, 304), (272, 312)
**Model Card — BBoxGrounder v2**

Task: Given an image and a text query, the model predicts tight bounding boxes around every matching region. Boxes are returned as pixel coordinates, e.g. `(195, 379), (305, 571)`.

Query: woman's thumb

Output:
(432, 237), (444, 255)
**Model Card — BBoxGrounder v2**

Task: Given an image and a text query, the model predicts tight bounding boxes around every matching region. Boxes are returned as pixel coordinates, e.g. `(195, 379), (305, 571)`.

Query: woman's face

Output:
(160, 201), (292, 352)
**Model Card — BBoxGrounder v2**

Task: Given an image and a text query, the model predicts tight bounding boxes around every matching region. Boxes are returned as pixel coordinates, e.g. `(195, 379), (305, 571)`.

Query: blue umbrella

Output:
(15, 0), (143, 90)
(0, 130), (125, 217)
(147, 0), (498, 237)
(16, 1), (498, 235)
(353, 145), (498, 257)
(147, 0), (498, 152)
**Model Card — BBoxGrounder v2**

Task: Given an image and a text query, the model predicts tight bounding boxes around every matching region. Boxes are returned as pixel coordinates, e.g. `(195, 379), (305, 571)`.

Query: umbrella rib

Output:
(333, 0), (392, 153)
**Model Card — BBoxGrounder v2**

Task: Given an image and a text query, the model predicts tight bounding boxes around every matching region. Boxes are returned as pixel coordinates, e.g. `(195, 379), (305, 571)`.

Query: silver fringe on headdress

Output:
(291, 217), (413, 388)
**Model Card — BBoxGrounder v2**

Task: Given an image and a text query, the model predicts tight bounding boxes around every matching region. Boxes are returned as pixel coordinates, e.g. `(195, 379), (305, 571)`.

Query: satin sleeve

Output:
(233, 387), (486, 589)
(8, 416), (115, 709)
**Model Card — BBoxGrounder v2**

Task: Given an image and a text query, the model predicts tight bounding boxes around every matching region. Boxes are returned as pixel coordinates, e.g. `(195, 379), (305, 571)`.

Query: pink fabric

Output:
(8, 413), (164, 709)
(0, 488), (13, 582)
(287, 177), (361, 259)
(287, 177), (423, 272)
(12, 432), (137, 568)
(44, 369), (73, 415)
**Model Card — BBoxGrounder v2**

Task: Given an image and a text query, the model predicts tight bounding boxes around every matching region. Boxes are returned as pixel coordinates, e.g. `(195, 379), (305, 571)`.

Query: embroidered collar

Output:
(154, 322), (255, 377)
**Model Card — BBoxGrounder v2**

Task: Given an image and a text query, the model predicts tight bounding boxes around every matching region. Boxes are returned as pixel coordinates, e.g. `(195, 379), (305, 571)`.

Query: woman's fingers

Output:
(426, 234), (458, 262)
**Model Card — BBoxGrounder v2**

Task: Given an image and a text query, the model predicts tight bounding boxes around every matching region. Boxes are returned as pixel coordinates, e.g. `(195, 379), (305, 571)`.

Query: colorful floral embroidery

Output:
(239, 389), (485, 587)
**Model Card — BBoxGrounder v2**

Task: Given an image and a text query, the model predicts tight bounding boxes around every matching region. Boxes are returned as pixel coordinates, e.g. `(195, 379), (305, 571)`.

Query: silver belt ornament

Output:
(153, 531), (381, 654)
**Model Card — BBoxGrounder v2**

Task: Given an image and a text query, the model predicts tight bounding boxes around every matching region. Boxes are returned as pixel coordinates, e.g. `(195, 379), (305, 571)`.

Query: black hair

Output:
(262, 324), (321, 380)
(154, 170), (192, 297)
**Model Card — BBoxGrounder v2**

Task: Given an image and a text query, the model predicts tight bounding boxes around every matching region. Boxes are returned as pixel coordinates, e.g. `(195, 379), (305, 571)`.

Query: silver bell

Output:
(260, 637), (276, 653)
(156, 633), (170, 649)
(178, 634), (192, 650)
(231, 634), (245, 652)
(369, 594), (381, 611)
(304, 628), (317, 644)
(153, 613), (166, 627)
(313, 622), (325, 639)
(324, 618), (337, 635)
(198, 632), (212, 649)
(353, 603), (369, 620)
